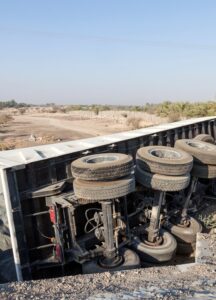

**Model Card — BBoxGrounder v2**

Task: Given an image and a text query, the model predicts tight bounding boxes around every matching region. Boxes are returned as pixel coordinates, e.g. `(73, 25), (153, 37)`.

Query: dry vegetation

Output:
(126, 117), (143, 129)
(0, 114), (13, 125)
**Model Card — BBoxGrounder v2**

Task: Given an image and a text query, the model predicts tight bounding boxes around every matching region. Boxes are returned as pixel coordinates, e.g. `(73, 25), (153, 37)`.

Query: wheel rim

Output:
(185, 141), (214, 151)
(84, 155), (119, 164)
(149, 148), (182, 160)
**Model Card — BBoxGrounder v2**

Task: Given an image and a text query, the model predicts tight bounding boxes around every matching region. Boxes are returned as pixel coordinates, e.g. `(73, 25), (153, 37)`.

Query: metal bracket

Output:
(148, 191), (165, 243)
(181, 176), (198, 221)
(27, 181), (67, 198)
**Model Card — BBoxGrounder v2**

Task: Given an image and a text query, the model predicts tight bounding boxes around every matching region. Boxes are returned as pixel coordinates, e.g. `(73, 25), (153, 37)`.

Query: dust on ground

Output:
(0, 108), (166, 149)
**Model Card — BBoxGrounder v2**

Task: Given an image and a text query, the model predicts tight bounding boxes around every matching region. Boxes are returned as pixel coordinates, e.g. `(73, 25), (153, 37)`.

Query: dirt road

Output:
(0, 110), (166, 149)
(14, 114), (126, 137)
(0, 114), (128, 149)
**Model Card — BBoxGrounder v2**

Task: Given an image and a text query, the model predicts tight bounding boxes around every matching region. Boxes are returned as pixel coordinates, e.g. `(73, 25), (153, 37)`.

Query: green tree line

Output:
(0, 100), (30, 109)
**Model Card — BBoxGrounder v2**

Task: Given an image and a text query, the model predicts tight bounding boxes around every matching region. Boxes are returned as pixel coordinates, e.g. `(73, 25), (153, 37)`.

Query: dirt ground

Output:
(0, 264), (215, 299)
(0, 109), (166, 150)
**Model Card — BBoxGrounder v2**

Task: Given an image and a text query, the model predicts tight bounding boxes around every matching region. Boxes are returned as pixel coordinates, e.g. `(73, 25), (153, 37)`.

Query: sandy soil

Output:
(0, 110), (166, 149)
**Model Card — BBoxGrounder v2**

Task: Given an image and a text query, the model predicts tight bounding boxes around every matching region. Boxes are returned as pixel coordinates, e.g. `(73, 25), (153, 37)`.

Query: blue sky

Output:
(0, 0), (216, 105)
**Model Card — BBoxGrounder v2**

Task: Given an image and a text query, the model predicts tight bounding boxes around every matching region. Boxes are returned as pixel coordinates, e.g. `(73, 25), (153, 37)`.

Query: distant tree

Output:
(100, 105), (110, 111)
(93, 107), (100, 115)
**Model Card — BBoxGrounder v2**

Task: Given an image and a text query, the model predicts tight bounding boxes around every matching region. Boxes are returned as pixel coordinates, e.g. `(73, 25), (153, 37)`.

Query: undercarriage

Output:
(0, 117), (215, 281)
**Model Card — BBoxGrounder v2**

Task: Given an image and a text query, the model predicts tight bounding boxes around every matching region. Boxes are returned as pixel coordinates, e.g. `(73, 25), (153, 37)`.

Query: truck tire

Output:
(130, 229), (177, 263)
(77, 198), (98, 204)
(135, 166), (190, 192)
(136, 146), (193, 176)
(82, 247), (140, 274)
(194, 134), (215, 144)
(71, 153), (133, 180)
(191, 163), (216, 179)
(73, 175), (135, 201)
(175, 139), (216, 165)
(163, 217), (202, 254)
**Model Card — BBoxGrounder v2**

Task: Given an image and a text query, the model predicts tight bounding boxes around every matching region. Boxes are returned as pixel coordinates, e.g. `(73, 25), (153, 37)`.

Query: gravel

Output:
(0, 264), (216, 299)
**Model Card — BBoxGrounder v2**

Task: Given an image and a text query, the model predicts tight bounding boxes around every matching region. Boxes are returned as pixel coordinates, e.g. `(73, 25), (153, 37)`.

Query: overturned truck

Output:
(0, 116), (216, 282)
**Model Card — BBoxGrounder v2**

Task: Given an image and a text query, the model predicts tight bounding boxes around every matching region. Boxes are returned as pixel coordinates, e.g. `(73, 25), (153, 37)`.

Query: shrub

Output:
(57, 107), (66, 113)
(50, 106), (58, 113)
(93, 107), (100, 115)
(126, 117), (143, 129)
(0, 141), (15, 150)
(0, 114), (13, 125)
(121, 113), (128, 118)
(130, 106), (143, 112)
(100, 105), (110, 111)
(168, 112), (181, 122)
(19, 108), (26, 115)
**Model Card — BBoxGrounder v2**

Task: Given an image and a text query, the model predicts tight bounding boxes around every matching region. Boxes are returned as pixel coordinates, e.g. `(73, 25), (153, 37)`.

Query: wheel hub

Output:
(98, 254), (124, 269)
(141, 234), (163, 246)
(171, 216), (191, 228)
